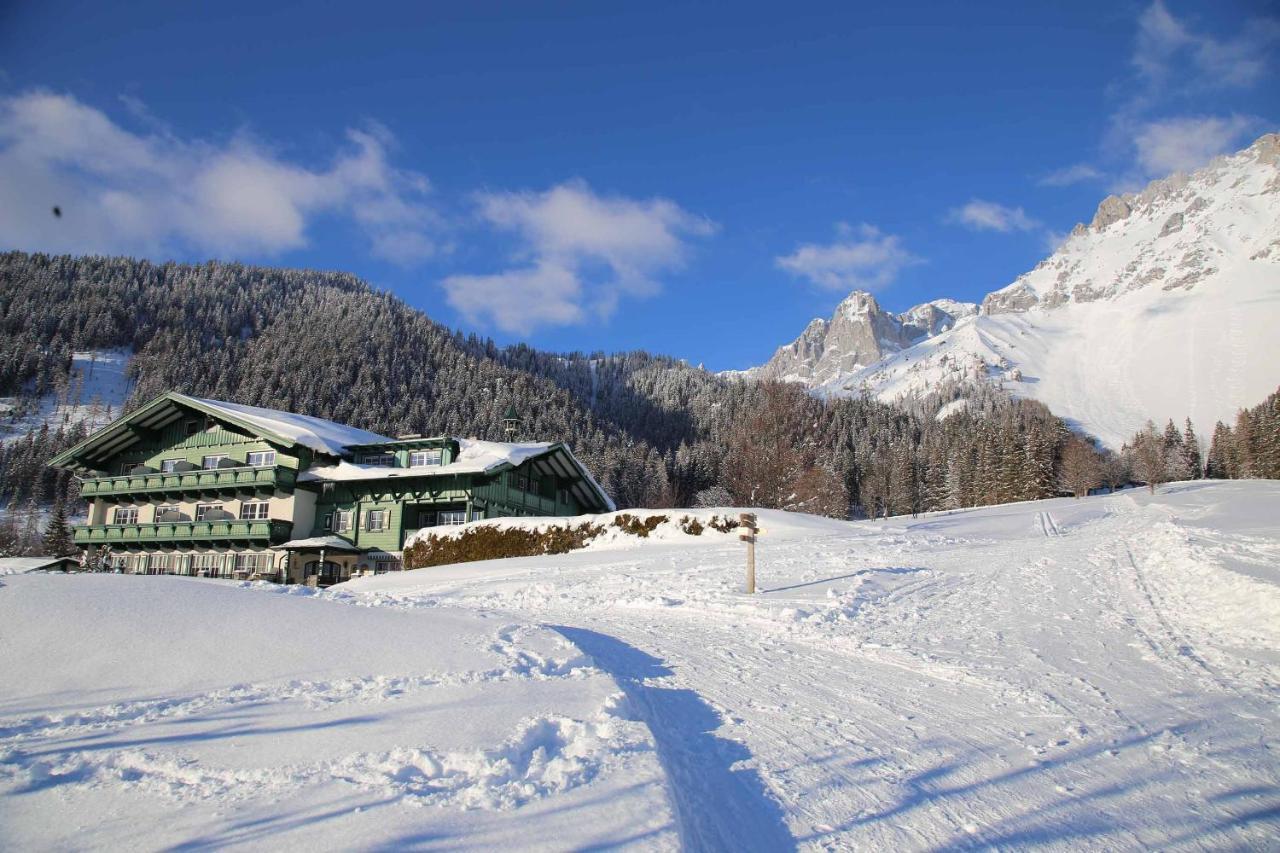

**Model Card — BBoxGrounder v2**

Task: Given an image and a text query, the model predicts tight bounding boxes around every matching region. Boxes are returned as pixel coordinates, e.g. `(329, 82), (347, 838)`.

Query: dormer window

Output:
(409, 449), (443, 468)
(360, 453), (395, 467)
(246, 451), (276, 467)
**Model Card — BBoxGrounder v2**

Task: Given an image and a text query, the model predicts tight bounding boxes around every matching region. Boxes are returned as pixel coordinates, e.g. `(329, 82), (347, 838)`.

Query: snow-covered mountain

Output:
(739, 133), (1280, 448)
(742, 291), (977, 386)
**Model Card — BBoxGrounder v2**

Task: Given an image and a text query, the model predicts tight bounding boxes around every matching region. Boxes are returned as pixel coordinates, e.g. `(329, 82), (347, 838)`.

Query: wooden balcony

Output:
(73, 519), (294, 547)
(78, 466), (296, 499)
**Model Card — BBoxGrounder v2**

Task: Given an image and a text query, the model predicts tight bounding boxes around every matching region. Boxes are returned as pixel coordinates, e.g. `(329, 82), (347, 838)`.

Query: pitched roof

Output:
(300, 438), (616, 511)
(49, 392), (392, 469)
(179, 396), (391, 456)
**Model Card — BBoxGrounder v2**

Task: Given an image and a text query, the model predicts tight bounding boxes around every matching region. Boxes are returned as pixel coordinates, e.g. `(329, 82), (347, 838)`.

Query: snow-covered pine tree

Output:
(1182, 419), (1202, 479)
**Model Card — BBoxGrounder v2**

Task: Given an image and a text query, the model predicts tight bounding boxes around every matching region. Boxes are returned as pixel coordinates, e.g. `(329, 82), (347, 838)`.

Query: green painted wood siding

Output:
(106, 421), (303, 476)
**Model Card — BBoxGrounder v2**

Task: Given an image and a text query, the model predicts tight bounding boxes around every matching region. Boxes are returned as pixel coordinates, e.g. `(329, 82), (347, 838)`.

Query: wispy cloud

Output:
(1132, 114), (1261, 176)
(945, 200), (1040, 233)
(1037, 163), (1103, 187)
(1105, 2), (1277, 184)
(775, 223), (921, 292)
(0, 90), (440, 264)
(1133, 0), (1276, 89)
(442, 179), (714, 335)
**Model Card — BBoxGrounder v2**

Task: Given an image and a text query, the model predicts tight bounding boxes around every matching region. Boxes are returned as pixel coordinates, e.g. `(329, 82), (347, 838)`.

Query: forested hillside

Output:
(0, 249), (1230, 556)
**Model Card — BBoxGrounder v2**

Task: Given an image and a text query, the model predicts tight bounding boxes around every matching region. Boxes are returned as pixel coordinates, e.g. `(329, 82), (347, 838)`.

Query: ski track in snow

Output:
(2, 483), (1278, 849)
(334, 483), (1280, 850)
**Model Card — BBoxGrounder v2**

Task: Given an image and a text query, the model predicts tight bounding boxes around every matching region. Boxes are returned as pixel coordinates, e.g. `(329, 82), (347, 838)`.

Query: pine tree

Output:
(42, 497), (74, 556)
(1182, 419), (1202, 479)
(1205, 421), (1233, 479)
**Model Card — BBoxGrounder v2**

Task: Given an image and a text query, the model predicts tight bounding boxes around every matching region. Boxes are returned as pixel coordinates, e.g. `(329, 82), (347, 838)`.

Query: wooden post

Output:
(739, 512), (758, 594)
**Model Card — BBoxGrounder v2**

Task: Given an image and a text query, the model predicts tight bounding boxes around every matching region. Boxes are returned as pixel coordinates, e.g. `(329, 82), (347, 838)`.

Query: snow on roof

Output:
(299, 438), (557, 482)
(178, 395), (393, 457)
(271, 536), (363, 551)
(0, 556), (76, 574)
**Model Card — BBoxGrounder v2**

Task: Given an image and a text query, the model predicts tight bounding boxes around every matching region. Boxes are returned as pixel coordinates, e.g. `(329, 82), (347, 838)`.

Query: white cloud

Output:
(945, 200), (1040, 233)
(0, 90), (439, 264)
(1037, 163), (1103, 187)
(442, 179), (714, 334)
(442, 261), (587, 335)
(1088, 3), (1278, 186)
(1133, 0), (1193, 81)
(1133, 0), (1276, 88)
(774, 223), (921, 292)
(1132, 114), (1260, 176)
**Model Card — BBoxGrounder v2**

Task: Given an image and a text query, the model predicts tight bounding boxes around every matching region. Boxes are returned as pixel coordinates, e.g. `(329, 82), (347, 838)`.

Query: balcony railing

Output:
(73, 519), (294, 546)
(79, 466), (296, 498)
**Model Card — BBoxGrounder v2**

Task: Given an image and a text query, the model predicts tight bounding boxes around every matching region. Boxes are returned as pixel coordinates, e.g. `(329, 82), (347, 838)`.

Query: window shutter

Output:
(383, 510), (390, 530)
(359, 510), (367, 531)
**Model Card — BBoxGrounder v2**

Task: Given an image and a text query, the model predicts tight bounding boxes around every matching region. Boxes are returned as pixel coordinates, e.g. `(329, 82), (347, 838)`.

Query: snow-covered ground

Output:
(3, 481), (1278, 849)
(0, 349), (133, 445)
(0, 578), (674, 849)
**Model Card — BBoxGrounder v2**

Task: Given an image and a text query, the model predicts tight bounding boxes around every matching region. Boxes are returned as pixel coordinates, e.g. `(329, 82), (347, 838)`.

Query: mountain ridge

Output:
(735, 132), (1280, 448)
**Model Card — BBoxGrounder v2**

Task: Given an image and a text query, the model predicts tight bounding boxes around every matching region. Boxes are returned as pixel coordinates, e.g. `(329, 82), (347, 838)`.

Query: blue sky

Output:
(0, 1), (1275, 370)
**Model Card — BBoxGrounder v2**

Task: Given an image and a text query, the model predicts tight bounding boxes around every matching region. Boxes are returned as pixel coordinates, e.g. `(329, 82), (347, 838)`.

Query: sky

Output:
(0, 1), (1276, 370)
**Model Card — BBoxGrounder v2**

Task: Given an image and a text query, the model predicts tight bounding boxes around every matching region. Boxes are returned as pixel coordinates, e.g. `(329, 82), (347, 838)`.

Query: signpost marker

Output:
(739, 512), (758, 593)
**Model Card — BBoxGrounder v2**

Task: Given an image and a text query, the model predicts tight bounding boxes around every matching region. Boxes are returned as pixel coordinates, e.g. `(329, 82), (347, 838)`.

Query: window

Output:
(335, 510), (353, 533)
(160, 459), (181, 473)
(155, 505), (180, 521)
(119, 463), (134, 476)
(365, 509), (388, 530)
(360, 453), (395, 467)
(201, 455), (228, 470)
(190, 553), (223, 577)
(322, 513), (334, 532)
(246, 451), (276, 467)
(195, 503), (222, 521)
(112, 506), (138, 525)
(409, 449), (443, 468)
(185, 419), (201, 436)
(233, 553), (272, 574)
(239, 501), (270, 521)
(370, 555), (402, 574)
(439, 510), (467, 526)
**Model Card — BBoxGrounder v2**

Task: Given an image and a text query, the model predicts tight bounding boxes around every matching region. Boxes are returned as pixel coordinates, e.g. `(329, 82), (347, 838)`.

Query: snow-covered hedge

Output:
(403, 511), (740, 569)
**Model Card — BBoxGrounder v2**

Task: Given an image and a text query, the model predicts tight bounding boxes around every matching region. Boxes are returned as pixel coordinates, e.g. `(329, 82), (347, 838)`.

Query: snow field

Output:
(352, 481), (1280, 849)
(2, 482), (1278, 849)
(0, 577), (675, 850)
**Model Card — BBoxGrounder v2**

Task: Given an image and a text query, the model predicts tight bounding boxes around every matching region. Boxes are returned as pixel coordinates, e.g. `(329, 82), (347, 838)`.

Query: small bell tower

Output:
(503, 404), (521, 441)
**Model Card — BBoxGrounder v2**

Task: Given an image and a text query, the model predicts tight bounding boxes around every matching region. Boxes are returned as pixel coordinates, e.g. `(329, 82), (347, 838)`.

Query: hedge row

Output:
(402, 512), (741, 569)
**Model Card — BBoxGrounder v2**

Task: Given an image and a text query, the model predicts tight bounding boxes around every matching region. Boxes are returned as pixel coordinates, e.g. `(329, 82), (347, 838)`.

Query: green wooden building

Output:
(50, 392), (614, 584)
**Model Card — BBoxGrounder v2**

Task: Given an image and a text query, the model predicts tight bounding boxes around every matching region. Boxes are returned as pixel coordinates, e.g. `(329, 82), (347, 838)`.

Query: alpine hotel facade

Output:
(51, 392), (615, 584)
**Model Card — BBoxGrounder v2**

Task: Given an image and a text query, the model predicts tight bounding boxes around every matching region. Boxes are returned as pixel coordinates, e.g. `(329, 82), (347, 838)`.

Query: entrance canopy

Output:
(271, 536), (363, 553)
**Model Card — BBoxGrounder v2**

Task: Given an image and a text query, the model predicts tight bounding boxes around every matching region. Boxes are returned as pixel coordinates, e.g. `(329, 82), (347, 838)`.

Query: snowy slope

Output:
(0, 577), (674, 850)
(0, 348), (133, 445)
(4, 481), (1277, 848)
(350, 481), (1280, 849)
(747, 133), (1280, 448)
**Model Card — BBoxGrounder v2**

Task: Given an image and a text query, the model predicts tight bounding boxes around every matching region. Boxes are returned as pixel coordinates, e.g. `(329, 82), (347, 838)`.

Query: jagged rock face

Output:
(899, 299), (978, 339)
(982, 132), (1280, 315)
(753, 291), (977, 384)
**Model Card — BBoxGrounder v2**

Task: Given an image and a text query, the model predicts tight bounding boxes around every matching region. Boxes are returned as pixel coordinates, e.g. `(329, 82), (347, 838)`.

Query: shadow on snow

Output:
(552, 625), (796, 853)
